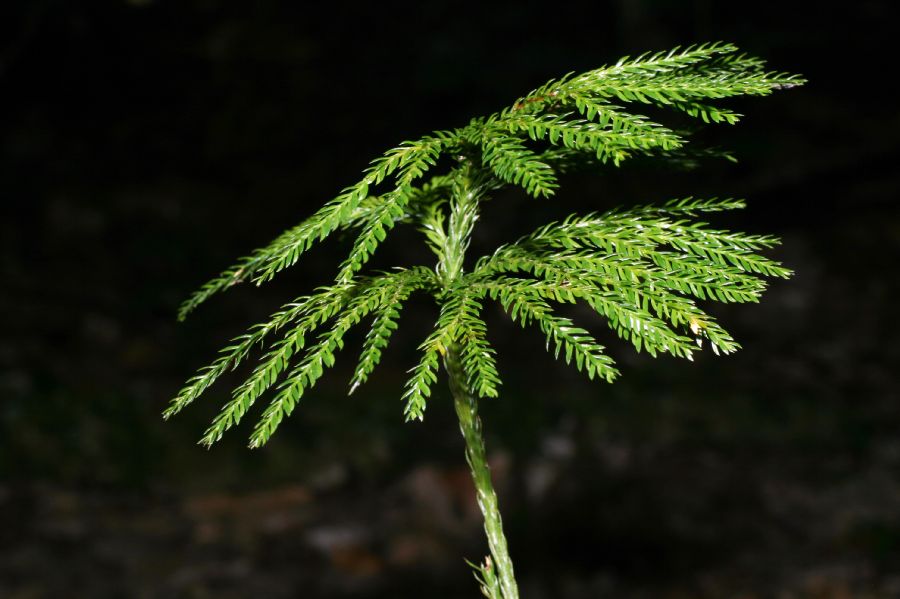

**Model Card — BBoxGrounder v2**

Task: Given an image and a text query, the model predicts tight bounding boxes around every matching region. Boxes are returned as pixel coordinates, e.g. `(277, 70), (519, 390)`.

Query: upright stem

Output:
(446, 347), (520, 598)
(438, 163), (519, 598)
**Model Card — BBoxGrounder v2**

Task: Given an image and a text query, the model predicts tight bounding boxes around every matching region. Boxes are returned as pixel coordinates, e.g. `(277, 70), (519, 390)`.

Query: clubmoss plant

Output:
(166, 43), (803, 597)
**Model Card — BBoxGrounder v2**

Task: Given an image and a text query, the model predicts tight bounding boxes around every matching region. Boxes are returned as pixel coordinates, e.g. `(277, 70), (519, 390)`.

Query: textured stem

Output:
(445, 346), (519, 599)
(438, 163), (519, 597)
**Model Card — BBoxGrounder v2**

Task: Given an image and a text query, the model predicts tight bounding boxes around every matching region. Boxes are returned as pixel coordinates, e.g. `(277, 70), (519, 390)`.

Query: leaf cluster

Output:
(167, 43), (803, 447)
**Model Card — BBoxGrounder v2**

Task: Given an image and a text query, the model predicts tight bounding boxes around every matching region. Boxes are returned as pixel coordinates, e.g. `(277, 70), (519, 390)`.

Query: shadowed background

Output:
(2, 1), (898, 597)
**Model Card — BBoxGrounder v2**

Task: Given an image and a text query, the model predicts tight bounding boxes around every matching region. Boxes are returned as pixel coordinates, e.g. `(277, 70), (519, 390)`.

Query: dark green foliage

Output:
(167, 43), (803, 448)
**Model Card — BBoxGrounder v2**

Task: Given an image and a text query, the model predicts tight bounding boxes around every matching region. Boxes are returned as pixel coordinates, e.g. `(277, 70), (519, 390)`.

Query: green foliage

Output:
(168, 43), (803, 449)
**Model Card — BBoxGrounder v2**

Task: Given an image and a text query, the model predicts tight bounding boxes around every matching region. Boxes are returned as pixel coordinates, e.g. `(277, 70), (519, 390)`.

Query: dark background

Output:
(2, 1), (898, 597)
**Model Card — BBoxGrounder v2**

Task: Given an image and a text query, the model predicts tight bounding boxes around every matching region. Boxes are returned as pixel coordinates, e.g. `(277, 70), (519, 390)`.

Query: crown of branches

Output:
(165, 42), (804, 448)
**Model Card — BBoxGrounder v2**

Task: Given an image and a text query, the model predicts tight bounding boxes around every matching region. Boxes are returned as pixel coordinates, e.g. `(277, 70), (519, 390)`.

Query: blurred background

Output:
(2, 1), (898, 597)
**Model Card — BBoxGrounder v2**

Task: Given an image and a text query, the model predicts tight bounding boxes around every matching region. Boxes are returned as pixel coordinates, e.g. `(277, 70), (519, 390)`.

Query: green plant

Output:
(166, 43), (803, 597)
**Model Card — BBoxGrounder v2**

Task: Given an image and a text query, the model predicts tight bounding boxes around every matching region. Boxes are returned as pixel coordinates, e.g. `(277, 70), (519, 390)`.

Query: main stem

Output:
(438, 163), (519, 599)
(445, 346), (519, 599)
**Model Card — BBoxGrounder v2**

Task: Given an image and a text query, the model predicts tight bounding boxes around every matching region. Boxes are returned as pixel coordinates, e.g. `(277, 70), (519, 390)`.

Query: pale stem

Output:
(438, 163), (520, 598)
(445, 346), (520, 599)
